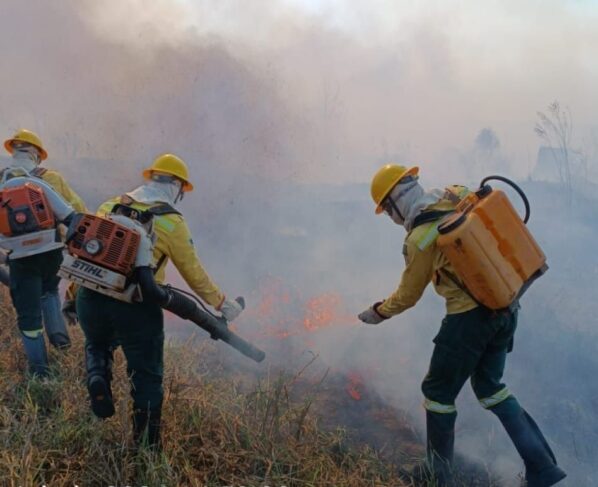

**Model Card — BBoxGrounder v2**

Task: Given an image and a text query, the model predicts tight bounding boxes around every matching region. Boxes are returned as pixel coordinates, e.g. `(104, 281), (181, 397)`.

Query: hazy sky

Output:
(1, 0), (596, 184)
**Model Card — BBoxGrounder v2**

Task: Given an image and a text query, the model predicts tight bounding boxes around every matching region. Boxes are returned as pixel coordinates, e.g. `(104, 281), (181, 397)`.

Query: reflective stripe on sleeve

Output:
(423, 398), (457, 414)
(478, 387), (511, 409)
(417, 225), (440, 251)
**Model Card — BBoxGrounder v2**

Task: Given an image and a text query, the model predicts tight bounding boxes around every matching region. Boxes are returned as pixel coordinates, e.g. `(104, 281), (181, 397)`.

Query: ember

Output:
(346, 371), (364, 401)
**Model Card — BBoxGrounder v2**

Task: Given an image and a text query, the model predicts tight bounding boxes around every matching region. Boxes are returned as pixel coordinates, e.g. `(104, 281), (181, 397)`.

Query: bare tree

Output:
(535, 100), (573, 204)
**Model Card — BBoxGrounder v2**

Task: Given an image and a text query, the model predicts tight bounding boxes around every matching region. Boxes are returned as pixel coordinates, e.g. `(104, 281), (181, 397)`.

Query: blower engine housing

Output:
(0, 183), (55, 236)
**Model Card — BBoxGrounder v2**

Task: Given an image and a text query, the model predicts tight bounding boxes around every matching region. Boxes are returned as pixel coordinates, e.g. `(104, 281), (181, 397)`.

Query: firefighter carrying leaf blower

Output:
(3, 129), (89, 348)
(0, 167), (75, 377)
(358, 164), (566, 487)
(61, 153), (263, 449)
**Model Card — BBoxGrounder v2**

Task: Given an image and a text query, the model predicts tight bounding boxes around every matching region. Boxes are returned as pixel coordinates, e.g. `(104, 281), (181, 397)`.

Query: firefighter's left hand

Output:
(220, 297), (245, 322)
(62, 300), (79, 327)
(358, 302), (388, 325)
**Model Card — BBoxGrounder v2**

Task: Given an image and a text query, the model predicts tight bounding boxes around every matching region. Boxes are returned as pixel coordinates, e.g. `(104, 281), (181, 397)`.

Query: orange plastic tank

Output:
(436, 186), (547, 310)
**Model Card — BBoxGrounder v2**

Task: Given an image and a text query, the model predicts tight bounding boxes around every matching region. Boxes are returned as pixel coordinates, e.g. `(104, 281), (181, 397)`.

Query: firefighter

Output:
(76, 153), (244, 449)
(0, 168), (75, 377)
(358, 164), (566, 487)
(3, 129), (88, 350)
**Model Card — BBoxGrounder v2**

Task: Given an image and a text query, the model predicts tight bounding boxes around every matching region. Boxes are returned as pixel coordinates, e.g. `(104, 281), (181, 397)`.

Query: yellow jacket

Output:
(97, 196), (225, 308)
(377, 199), (478, 317)
(37, 168), (88, 213)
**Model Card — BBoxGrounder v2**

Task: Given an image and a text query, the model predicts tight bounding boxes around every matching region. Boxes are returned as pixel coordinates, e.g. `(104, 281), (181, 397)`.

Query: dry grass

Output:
(0, 287), (409, 487)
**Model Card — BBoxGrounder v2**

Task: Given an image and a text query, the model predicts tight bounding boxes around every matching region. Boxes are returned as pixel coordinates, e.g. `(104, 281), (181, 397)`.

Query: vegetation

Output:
(0, 288), (406, 487)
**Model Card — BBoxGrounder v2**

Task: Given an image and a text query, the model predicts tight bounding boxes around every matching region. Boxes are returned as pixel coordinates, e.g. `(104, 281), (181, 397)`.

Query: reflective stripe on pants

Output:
(424, 398), (457, 414)
(478, 387), (511, 409)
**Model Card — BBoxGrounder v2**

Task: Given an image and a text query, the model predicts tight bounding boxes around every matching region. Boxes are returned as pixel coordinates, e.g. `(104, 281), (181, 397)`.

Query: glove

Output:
(62, 299), (79, 327)
(219, 296), (245, 322)
(358, 301), (389, 325)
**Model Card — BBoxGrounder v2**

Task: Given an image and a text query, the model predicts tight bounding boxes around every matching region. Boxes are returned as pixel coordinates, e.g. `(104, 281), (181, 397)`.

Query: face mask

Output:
(11, 148), (40, 171)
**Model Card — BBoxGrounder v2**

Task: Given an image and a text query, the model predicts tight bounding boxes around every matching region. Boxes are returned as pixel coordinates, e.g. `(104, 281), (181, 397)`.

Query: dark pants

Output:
(9, 248), (63, 333)
(422, 306), (518, 412)
(76, 287), (164, 414)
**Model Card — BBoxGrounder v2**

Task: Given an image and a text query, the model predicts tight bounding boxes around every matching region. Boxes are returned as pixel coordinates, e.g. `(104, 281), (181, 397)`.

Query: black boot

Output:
(133, 408), (162, 450)
(490, 397), (566, 487)
(399, 411), (456, 486)
(427, 410), (456, 486)
(85, 343), (114, 418)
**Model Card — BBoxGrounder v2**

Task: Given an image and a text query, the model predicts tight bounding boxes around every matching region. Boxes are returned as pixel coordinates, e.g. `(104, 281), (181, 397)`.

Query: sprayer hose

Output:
(479, 175), (531, 224)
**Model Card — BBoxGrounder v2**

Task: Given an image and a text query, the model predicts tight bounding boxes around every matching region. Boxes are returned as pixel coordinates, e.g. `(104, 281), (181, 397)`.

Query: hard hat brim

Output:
(4, 138), (48, 161)
(375, 166), (419, 214)
(143, 168), (194, 192)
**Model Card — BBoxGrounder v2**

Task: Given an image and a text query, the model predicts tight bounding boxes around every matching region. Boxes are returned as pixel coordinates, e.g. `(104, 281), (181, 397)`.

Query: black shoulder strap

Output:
(31, 166), (48, 178)
(412, 210), (454, 230)
(147, 203), (181, 216)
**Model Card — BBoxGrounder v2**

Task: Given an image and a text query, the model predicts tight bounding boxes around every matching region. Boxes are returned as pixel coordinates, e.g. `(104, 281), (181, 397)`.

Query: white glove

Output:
(220, 297), (245, 322)
(358, 302), (388, 325)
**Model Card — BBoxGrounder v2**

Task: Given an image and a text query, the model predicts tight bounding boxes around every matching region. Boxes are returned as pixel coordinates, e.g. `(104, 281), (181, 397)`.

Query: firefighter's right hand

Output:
(220, 297), (245, 322)
(62, 300), (78, 327)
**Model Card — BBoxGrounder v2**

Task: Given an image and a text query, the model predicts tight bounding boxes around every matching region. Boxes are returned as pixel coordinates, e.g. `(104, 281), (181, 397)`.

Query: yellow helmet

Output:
(4, 129), (48, 160)
(142, 153), (194, 192)
(370, 164), (419, 214)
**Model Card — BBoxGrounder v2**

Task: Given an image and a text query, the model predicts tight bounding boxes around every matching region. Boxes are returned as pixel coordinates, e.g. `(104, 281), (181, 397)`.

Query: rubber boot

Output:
(133, 408), (162, 450)
(85, 343), (114, 418)
(490, 397), (566, 486)
(20, 332), (49, 377)
(399, 411), (456, 486)
(41, 290), (71, 349)
(427, 410), (456, 486)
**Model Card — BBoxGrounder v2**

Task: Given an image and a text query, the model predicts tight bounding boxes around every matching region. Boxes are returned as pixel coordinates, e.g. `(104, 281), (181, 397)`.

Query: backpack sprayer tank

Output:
(0, 173), (73, 259)
(436, 176), (547, 310)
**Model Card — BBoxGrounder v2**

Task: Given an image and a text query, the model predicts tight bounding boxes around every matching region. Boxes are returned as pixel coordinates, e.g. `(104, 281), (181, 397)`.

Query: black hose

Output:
(479, 175), (531, 224)
(136, 267), (265, 363)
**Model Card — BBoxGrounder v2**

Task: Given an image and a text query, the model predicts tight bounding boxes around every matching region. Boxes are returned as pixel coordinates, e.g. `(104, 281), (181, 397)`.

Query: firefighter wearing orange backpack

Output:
(0, 167), (75, 376)
(358, 164), (566, 487)
(3, 129), (88, 353)
(75, 154), (244, 449)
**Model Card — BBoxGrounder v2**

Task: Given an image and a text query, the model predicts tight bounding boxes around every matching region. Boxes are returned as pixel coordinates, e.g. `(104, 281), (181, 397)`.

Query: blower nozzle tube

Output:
(137, 267), (265, 363)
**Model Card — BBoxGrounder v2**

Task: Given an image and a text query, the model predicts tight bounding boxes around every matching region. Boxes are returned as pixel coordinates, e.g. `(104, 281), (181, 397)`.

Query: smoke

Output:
(1, 0), (597, 485)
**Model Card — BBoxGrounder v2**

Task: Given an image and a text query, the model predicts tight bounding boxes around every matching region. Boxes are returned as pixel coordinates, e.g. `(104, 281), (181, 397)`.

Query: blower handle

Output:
(479, 175), (531, 224)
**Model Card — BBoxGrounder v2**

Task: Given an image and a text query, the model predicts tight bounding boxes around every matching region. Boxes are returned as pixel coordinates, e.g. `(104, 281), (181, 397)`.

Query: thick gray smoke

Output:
(1, 1), (597, 485)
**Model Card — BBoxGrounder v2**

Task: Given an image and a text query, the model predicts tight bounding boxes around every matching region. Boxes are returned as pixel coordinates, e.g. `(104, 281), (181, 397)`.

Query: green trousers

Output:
(9, 248), (63, 333)
(421, 306), (518, 413)
(76, 287), (165, 413)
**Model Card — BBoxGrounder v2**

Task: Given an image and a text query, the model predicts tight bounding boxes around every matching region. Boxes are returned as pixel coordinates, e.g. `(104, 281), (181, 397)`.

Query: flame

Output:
(303, 293), (344, 331)
(243, 277), (359, 342)
(346, 372), (364, 401)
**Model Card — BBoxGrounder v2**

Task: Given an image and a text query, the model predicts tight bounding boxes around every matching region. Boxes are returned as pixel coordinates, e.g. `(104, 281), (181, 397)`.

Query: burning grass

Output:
(0, 287), (405, 486)
(0, 285), (502, 486)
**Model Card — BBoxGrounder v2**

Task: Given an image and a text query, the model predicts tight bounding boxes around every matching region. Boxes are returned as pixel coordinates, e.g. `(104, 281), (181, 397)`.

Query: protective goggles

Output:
(10, 141), (36, 151)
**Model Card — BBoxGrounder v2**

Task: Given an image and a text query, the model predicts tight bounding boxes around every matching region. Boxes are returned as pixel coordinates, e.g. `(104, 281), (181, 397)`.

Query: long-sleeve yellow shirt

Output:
(38, 169), (88, 213)
(377, 200), (478, 317)
(97, 197), (225, 308)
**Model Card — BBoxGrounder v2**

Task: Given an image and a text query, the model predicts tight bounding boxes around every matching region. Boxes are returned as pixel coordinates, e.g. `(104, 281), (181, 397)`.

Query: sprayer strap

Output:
(30, 167), (47, 178)
(154, 253), (168, 275)
(412, 210), (454, 230)
(147, 203), (181, 216)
